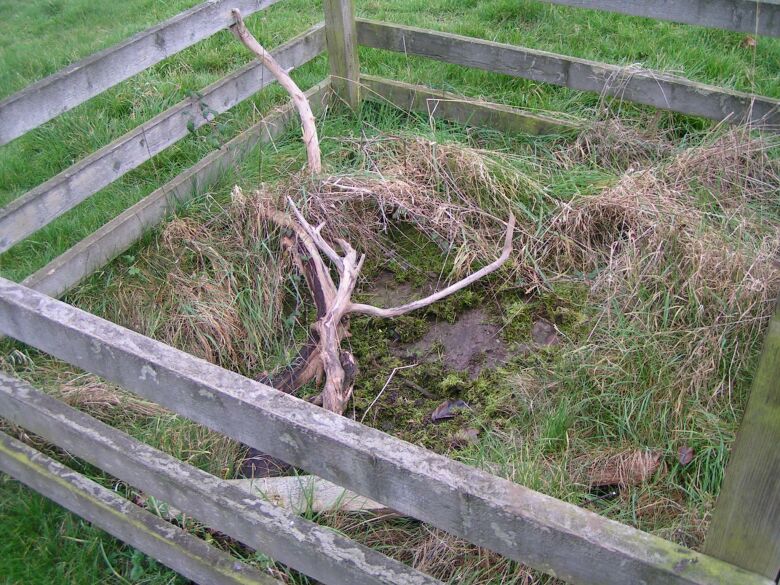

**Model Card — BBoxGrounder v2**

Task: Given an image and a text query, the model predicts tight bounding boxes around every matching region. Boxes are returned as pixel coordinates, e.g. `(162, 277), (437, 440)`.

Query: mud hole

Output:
(402, 309), (508, 378)
(364, 272), (533, 378)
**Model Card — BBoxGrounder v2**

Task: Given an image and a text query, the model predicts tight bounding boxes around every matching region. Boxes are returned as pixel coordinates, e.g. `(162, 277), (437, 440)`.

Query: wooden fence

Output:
(0, 1), (778, 583)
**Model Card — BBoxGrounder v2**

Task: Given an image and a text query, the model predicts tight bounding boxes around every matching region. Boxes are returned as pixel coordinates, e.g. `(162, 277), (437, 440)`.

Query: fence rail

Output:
(0, 277), (770, 585)
(541, 0), (780, 37)
(0, 22), (326, 254)
(0, 372), (436, 585)
(0, 430), (282, 585)
(0, 0), (285, 145)
(357, 19), (780, 127)
(21, 79), (331, 299)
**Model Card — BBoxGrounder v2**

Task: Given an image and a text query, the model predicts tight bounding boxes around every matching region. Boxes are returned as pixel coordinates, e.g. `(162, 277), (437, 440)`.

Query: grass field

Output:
(1, 0), (779, 583)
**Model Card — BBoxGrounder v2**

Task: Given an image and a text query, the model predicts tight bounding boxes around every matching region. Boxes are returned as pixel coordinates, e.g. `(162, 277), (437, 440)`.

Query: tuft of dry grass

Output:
(54, 375), (169, 418)
(539, 127), (780, 404)
(575, 449), (665, 488)
(560, 116), (674, 172)
(293, 136), (546, 281)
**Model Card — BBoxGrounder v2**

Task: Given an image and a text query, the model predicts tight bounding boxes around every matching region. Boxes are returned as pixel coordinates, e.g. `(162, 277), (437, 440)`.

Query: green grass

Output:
(1, 1), (779, 583)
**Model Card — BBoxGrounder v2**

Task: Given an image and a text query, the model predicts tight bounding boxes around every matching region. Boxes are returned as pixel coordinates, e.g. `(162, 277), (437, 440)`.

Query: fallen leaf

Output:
(741, 35), (757, 48)
(430, 399), (469, 422)
(451, 428), (480, 447)
(678, 446), (695, 466)
(587, 449), (664, 488)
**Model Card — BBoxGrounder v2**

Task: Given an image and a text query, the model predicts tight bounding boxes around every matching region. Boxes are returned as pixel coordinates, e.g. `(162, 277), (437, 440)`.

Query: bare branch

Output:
(347, 214), (516, 318)
(231, 10), (321, 174)
(287, 197), (345, 274)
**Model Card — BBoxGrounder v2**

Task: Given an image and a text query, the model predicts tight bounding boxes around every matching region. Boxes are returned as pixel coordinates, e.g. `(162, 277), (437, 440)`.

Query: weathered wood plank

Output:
(356, 19), (780, 127)
(541, 0), (780, 38)
(322, 0), (361, 108)
(0, 279), (771, 585)
(0, 23), (326, 255)
(704, 298), (780, 578)
(21, 79), (331, 299)
(0, 431), (281, 585)
(361, 74), (580, 135)
(0, 0), (284, 145)
(0, 373), (440, 585)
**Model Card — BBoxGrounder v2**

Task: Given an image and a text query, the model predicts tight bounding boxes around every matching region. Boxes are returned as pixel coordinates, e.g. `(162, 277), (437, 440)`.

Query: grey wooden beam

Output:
(0, 373), (439, 585)
(0, 23), (326, 255)
(0, 0), (284, 145)
(0, 278), (771, 585)
(21, 79), (331, 299)
(704, 298), (780, 579)
(0, 431), (281, 585)
(356, 19), (780, 127)
(361, 74), (580, 135)
(541, 0), (780, 38)
(323, 0), (361, 108)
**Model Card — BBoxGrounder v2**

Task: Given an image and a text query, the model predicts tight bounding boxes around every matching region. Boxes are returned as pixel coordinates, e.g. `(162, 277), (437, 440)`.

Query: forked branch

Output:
(255, 195), (515, 416)
(231, 9), (322, 174)
(347, 214), (516, 318)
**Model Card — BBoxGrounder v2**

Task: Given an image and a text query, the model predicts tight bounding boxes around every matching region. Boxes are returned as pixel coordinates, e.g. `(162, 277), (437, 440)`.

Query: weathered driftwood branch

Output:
(348, 214), (516, 318)
(231, 9), (322, 174)
(259, 194), (515, 414)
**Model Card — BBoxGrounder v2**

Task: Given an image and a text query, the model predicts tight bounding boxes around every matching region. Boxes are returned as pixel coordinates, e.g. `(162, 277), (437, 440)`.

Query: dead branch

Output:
(231, 9), (322, 174)
(347, 214), (516, 318)
(258, 194), (515, 413)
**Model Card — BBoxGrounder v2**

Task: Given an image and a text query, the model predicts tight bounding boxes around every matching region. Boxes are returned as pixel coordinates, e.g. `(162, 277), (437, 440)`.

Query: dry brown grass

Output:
(292, 136), (541, 280)
(560, 116), (674, 171)
(539, 127), (780, 404)
(93, 135), (541, 379)
(320, 512), (542, 584)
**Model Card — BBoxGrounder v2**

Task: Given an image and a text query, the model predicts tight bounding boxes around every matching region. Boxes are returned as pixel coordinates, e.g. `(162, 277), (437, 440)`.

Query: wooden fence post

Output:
(704, 298), (780, 580)
(323, 0), (360, 109)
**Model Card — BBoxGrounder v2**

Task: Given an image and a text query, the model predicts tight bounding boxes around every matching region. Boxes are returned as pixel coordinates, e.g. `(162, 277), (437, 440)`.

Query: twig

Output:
(231, 9), (321, 174)
(360, 364), (417, 423)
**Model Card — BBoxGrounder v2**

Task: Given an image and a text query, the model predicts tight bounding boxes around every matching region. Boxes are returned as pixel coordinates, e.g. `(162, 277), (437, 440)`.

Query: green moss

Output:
(500, 281), (592, 343)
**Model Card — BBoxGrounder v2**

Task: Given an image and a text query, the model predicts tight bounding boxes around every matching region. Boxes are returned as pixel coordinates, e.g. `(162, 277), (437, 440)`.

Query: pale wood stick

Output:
(288, 196), (344, 273)
(231, 9), (322, 174)
(347, 214), (516, 318)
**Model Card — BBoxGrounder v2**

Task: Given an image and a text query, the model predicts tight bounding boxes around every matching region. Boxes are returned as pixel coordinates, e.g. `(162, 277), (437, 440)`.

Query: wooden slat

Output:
(361, 74), (580, 135)
(0, 373), (440, 585)
(0, 23), (326, 255)
(0, 0), (284, 145)
(0, 278), (771, 585)
(323, 0), (361, 108)
(356, 19), (780, 127)
(704, 299), (780, 578)
(541, 0), (780, 38)
(21, 79), (331, 299)
(0, 431), (280, 585)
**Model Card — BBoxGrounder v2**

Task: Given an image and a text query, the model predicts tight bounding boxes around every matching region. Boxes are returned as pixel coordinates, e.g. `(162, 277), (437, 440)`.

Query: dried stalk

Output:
(231, 9), (322, 174)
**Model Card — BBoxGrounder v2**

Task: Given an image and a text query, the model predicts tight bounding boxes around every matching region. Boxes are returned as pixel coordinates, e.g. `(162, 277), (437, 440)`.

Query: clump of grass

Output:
(561, 115), (674, 172)
(277, 134), (554, 282)
(540, 127), (779, 404)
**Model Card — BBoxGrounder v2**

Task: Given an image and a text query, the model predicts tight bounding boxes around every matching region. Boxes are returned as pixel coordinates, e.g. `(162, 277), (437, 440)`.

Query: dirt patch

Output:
(363, 272), (511, 378)
(402, 309), (508, 378)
